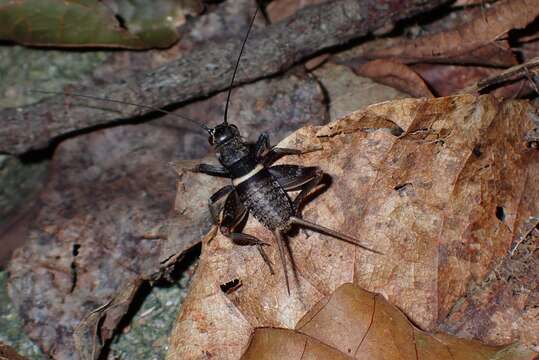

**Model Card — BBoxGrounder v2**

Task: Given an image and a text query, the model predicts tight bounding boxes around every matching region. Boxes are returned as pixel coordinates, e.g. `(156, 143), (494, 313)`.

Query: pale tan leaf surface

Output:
(167, 95), (538, 359)
(241, 284), (536, 360)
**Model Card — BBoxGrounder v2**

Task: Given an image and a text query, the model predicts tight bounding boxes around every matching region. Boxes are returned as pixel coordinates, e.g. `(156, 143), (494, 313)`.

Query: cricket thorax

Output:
(216, 137), (250, 166)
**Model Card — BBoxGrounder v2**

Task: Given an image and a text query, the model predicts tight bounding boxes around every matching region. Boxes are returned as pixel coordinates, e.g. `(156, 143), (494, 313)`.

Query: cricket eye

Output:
(208, 135), (214, 145)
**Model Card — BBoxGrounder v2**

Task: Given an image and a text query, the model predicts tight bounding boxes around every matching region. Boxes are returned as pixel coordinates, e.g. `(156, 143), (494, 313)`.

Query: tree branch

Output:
(0, 0), (449, 154)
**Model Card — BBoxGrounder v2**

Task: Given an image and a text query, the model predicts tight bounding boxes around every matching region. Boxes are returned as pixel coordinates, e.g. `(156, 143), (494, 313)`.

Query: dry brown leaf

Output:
(440, 214), (539, 350)
(304, 54), (330, 71)
(461, 57), (539, 95)
(355, 60), (434, 98)
(349, 0), (536, 66)
(241, 283), (536, 360)
(167, 94), (538, 359)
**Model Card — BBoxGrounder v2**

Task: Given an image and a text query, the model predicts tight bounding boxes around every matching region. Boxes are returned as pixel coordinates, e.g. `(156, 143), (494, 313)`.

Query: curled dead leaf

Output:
(349, 0), (537, 66)
(167, 94), (538, 359)
(461, 57), (539, 94)
(241, 284), (537, 360)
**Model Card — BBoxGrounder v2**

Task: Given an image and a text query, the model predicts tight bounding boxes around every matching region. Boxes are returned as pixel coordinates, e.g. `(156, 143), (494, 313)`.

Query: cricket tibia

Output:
(289, 216), (383, 254)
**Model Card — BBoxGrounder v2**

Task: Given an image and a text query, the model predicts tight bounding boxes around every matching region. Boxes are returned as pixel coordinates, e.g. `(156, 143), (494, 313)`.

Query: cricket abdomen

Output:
(234, 168), (294, 231)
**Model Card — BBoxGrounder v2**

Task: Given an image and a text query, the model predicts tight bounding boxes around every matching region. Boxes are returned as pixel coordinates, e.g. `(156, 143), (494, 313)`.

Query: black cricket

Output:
(190, 8), (381, 293)
(38, 7), (381, 294)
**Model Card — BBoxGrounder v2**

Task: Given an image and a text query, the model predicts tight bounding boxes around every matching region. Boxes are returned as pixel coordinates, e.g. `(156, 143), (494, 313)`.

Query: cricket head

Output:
(208, 123), (240, 147)
(209, 123), (250, 167)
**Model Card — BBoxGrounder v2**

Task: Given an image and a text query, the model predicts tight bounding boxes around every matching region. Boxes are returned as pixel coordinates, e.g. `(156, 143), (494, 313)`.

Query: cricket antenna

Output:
(223, 7), (259, 125)
(30, 90), (212, 132)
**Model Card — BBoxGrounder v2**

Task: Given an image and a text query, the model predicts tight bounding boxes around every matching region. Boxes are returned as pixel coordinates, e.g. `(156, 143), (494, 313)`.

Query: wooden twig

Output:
(461, 56), (539, 93)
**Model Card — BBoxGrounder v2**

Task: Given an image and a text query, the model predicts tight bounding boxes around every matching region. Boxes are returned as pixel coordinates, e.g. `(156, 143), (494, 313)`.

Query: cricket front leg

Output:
(174, 162), (230, 177)
(191, 163), (230, 177)
(268, 164), (323, 193)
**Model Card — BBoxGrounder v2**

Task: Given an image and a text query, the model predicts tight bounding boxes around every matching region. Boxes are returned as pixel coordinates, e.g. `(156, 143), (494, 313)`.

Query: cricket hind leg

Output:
(218, 190), (275, 275)
(268, 165), (322, 192)
(271, 165), (382, 254)
(270, 164), (326, 239)
(175, 163), (231, 177)
(290, 167), (325, 211)
(192, 163), (230, 177)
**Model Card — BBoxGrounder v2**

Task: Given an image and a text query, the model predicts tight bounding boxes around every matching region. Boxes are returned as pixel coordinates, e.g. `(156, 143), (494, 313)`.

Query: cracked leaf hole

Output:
(220, 278), (242, 294)
(496, 206), (505, 222)
(473, 145), (482, 157)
